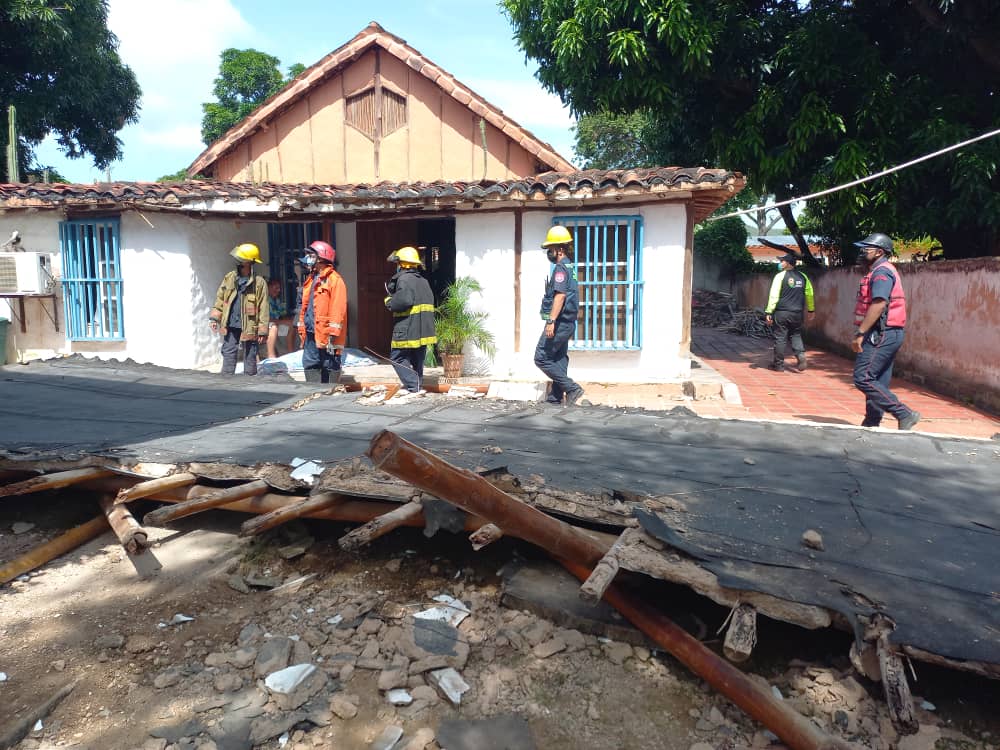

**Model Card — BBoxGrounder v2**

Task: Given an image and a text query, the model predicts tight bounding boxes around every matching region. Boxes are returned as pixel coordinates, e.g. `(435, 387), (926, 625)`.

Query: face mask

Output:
(546, 249), (558, 263)
(302, 255), (317, 269)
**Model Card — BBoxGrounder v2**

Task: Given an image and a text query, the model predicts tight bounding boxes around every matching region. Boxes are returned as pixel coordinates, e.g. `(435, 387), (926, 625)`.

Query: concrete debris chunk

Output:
(413, 594), (470, 627)
(370, 725), (404, 750)
(264, 663), (326, 710)
(801, 529), (825, 550)
(11, 521), (35, 534)
(428, 667), (470, 706)
(330, 694), (359, 719)
(386, 688), (413, 706)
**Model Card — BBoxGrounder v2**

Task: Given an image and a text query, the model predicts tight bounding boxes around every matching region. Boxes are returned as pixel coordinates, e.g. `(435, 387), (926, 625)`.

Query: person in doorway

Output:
(296, 240), (347, 384)
(265, 278), (294, 360)
(851, 232), (920, 430)
(534, 225), (584, 405)
(209, 243), (269, 375)
(764, 252), (815, 371)
(384, 246), (436, 395)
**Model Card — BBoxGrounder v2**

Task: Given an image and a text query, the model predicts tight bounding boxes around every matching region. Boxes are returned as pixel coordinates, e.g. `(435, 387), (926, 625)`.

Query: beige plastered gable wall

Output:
(209, 46), (554, 185)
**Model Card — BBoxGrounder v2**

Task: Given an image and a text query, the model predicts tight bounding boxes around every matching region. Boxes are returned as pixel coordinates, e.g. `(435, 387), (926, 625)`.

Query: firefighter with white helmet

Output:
(384, 246), (436, 394)
(209, 242), (269, 375)
(535, 225), (584, 405)
(297, 240), (348, 383)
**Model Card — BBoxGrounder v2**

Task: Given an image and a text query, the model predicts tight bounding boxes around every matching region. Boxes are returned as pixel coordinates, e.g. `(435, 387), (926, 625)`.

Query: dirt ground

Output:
(1, 495), (999, 750)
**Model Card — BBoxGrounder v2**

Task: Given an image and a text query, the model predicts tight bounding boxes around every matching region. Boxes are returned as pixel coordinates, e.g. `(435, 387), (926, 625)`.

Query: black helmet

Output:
(853, 232), (894, 255)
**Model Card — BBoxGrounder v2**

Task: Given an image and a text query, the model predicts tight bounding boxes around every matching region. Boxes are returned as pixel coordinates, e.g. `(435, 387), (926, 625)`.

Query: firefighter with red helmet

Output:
(851, 232), (920, 430)
(209, 243), (269, 375)
(297, 240), (348, 384)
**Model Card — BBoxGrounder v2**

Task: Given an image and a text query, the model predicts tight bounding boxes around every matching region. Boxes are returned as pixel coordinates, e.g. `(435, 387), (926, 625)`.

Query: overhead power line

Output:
(710, 126), (1000, 221)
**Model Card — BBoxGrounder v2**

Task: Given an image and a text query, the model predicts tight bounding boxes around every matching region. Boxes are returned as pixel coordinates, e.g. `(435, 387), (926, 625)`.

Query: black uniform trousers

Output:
(772, 310), (805, 367)
(390, 347), (425, 392)
(534, 320), (580, 403)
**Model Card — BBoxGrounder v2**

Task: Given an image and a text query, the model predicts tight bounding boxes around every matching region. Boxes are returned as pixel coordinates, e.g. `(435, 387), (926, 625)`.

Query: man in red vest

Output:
(851, 233), (920, 430)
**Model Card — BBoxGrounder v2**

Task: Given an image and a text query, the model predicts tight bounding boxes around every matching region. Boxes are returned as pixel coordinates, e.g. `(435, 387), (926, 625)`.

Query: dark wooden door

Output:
(356, 219), (420, 355)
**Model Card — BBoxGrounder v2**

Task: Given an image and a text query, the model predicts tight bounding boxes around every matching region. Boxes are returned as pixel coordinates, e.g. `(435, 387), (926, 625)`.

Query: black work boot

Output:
(303, 367), (322, 383)
(795, 354), (807, 371)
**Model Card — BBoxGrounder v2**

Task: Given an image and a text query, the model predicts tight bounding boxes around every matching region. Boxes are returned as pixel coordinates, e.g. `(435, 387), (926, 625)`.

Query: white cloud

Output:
(465, 77), (575, 132)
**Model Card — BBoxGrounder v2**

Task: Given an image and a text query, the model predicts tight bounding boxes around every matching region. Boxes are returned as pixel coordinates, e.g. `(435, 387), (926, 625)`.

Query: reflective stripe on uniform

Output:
(392, 335), (438, 348)
(392, 303), (435, 318)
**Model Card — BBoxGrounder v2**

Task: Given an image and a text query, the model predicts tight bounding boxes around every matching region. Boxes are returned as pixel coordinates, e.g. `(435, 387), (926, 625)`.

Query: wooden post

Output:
(469, 522), (503, 550)
(513, 208), (522, 352)
(877, 631), (919, 735)
(98, 495), (149, 555)
(142, 480), (268, 527)
(723, 603), (758, 663)
(240, 492), (345, 537)
(338, 500), (423, 551)
(144, 485), (487, 529)
(0, 468), (115, 498)
(0, 516), (108, 584)
(366, 430), (853, 750)
(115, 472), (197, 504)
(579, 529), (629, 604)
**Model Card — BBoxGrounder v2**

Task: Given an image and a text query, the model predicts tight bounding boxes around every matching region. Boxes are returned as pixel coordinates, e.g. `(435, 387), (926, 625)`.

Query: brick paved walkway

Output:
(690, 327), (1000, 439)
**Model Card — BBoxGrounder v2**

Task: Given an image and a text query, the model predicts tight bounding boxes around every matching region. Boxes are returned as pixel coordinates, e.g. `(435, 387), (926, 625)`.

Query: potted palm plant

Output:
(435, 276), (496, 379)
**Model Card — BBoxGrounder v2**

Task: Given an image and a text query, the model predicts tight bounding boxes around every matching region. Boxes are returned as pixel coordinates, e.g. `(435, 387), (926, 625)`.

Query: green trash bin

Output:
(0, 317), (8, 365)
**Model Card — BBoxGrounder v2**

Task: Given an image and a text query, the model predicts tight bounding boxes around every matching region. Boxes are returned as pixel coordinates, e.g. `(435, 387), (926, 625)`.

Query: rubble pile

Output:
(13, 547), (990, 750)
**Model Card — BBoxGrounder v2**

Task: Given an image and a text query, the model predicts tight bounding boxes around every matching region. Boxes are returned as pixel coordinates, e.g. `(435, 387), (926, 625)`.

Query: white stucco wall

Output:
(0, 212), (265, 369)
(455, 203), (691, 383)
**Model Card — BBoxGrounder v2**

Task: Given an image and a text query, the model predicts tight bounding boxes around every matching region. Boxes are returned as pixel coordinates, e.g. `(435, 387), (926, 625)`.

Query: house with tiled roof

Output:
(0, 23), (743, 383)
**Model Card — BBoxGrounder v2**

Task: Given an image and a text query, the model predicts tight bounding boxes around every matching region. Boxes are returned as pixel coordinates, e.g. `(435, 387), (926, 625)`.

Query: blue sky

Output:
(34, 0), (578, 183)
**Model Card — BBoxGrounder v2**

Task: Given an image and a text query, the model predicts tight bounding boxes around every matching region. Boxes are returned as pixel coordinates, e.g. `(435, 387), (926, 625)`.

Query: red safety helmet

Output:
(308, 240), (336, 263)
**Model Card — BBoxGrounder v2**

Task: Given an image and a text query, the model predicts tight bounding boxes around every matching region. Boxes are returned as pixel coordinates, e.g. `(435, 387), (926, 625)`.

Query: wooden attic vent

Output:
(346, 85), (407, 141)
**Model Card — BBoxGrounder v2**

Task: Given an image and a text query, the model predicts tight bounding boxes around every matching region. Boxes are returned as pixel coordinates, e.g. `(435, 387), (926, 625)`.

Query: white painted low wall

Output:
(735, 258), (1000, 412)
(0, 212), (266, 370)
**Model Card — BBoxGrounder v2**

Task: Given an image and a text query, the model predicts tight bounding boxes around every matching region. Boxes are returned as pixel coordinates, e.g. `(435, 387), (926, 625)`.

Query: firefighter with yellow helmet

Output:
(535, 225), (584, 404)
(384, 246), (436, 394)
(209, 243), (269, 375)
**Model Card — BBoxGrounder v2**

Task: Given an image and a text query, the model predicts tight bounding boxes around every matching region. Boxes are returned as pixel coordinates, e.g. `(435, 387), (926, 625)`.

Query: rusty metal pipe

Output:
(367, 429), (854, 750)
(115, 472), (197, 504)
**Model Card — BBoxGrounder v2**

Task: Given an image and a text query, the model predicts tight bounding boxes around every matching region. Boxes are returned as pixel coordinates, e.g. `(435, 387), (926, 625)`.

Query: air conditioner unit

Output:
(0, 252), (54, 294)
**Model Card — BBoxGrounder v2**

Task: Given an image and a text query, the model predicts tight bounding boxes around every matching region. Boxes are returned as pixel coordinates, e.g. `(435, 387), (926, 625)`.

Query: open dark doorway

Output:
(355, 217), (455, 356)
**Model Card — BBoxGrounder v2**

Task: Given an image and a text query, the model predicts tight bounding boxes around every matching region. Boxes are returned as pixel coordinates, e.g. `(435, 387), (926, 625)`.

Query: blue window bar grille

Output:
(59, 218), (125, 341)
(556, 215), (644, 350)
(267, 222), (324, 310)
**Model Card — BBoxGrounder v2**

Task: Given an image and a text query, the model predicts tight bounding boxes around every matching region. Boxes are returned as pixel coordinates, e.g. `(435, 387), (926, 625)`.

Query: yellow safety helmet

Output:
(542, 225), (573, 248)
(387, 245), (424, 267)
(230, 243), (262, 263)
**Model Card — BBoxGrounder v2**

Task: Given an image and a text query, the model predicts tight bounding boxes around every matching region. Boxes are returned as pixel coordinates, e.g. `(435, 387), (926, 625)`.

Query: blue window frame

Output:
(555, 215), (644, 350)
(59, 218), (124, 341)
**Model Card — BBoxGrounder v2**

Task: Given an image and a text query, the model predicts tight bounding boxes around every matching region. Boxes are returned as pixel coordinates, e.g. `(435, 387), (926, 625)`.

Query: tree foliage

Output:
(0, 0), (141, 180)
(503, 0), (1000, 259)
(201, 49), (303, 146)
(693, 212), (753, 276)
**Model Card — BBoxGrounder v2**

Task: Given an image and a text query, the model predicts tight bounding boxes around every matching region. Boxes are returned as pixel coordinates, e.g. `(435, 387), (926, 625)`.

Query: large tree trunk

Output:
(776, 202), (821, 266)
